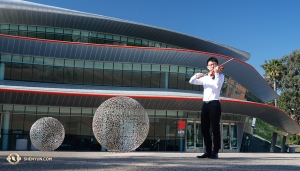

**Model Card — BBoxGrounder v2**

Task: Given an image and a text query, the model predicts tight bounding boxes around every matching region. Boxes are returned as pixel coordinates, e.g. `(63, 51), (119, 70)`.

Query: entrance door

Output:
(186, 121), (203, 152)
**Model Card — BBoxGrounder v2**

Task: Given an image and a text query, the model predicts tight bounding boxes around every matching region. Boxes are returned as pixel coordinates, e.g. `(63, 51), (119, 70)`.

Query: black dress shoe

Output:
(210, 152), (218, 159)
(197, 153), (211, 158)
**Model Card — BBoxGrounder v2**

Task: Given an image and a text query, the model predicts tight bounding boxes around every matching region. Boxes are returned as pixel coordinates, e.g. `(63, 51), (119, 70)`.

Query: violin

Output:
(210, 66), (224, 77)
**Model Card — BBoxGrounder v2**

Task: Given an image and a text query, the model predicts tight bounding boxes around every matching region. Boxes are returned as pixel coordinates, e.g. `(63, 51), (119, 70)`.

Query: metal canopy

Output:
(0, 0), (250, 61)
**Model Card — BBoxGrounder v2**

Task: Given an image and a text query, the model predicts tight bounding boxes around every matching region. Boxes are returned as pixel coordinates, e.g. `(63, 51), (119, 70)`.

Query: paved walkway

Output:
(1, 151), (300, 170)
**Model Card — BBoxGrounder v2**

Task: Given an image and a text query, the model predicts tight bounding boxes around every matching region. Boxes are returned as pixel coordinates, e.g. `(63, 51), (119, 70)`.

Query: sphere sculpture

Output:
(93, 96), (149, 152)
(30, 117), (65, 151)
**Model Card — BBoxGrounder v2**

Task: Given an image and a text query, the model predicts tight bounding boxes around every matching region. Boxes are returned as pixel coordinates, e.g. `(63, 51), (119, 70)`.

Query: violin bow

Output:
(219, 57), (234, 67)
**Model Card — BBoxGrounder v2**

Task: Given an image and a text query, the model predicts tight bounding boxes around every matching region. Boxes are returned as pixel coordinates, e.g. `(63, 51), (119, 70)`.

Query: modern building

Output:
(0, 0), (299, 152)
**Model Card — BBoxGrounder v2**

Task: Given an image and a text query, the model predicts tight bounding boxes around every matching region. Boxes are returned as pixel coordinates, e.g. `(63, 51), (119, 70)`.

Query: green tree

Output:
(261, 59), (284, 107)
(279, 50), (300, 119)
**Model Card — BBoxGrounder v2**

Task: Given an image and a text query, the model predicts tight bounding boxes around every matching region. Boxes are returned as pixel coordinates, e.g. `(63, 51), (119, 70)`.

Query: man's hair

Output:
(207, 57), (218, 65)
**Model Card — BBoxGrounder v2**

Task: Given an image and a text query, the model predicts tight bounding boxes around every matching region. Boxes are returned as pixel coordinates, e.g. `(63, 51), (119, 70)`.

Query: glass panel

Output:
(74, 67), (83, 84)
(113, 70), (122, 86)
(155, 42), (161, 48)
(142, 71), (150, 87)
(13, 105), (25, 113)
(64, 67), (74, 84)
(64, 29), (72, 34)
(94, 61), (103, 69)
(46, 27), (54, 33)
(37, 26), (45, 32)
(186, 122), (194, 149)
(161, 65), (169, 72)
(113, 35), (120, 41)
(60, 107), (70, 115)
(103, 70), (113, 85)
(19, 25), (27, 31)
(142, 40), (148, 46)
(83, 68), (93, 85)
(195, 123), (203, 150)
(28, 26), (36, 31)
(150, 71), (160, 88)
(97, 33), (105, 38)
(128, 38), (134, 43)
(49, 107), (59, 115)
(93, 68), (103, 85)
(146, 110), (155, 117)
(223, 124), (230, 149)
(12, 55), (22, 63)
(23, 56), (33, 64)
(1, 54), (11, 62)
(65, 59), (74, 67)
(22, 63), (32, 81)
(81, 31), (89, 37)
(55, 28), (63, 34)
(0, 24), (9, 29)
(32, 65), (43, 81)
(142, 64), (151, 71)
(72, 30), (80, 36)
(10, 63), (22, 80)
(25, 106), (36, 114)
(122, 70), (132, 86)
(43, 65), (54, 82)
(156, 110), (166, 117)
(84, 61), (94, 69)
(179, 67), (186, 73)
(82, 108), (93, 115)
(123, 63), (132, 70)
(80, 116), (92, 136)
(10, 24), (18, 30)
(37, 106), (48, 114)
(44, 58), (54, 65)
(75, 60), (84, 68)
(131, 71), (141, 87)
(152, 64), (160, 71)
(106, 34), (112, 39)
(170, 66), (178, 72)
(167, 111), (177, 118)
(114, 63), (122, 70)
(89, 32), (97, 37)
(231, 125), (237, 149)
(132, 63), (141, 70)
(103, 62), (113, 69)
(168, 73), (178, 89)
(33, 57), (43, 64)
(24, 114), (36, 133)
(166, 119), (177, 138)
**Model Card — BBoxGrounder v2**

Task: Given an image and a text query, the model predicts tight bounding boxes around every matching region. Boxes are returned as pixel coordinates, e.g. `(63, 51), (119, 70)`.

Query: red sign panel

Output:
(178, 120), (186, 130)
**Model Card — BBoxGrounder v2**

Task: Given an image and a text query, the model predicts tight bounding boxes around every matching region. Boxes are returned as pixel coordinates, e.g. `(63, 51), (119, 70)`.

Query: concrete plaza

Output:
(1, 151), (300, 170)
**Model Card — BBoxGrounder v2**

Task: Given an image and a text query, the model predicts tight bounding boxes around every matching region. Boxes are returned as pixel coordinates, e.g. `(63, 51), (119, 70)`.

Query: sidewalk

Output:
(1, 151), (300, 170)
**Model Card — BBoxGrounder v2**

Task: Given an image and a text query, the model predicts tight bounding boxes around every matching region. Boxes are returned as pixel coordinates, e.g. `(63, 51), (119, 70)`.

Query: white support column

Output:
(2, 111), (10, 150)
(0, 63), (5, 80)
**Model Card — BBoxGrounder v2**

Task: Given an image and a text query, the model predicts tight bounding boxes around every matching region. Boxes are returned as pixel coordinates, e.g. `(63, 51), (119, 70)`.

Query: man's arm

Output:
(189, 73), (204, 85)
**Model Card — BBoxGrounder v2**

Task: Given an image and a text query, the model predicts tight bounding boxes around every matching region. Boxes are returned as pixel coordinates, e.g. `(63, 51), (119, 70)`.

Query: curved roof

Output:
(0, 0), (250, 61)
(0, 34), (278, 103)
(0, 80), (299, 134)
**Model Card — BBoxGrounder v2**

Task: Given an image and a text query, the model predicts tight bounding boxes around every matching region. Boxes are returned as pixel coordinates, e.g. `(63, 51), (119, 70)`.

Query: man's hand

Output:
(196, 73), (204, 79)
(214, 66), (220, 73)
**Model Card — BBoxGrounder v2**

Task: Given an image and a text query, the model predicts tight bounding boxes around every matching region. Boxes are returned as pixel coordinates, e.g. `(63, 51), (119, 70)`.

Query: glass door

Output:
(186, 120), (203, 152)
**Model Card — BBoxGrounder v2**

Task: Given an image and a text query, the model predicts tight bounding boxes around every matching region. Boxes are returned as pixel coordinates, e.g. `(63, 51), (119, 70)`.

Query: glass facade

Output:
(0, 24), (181, 49)
(0, 104), (250, 152)
(0, 53), (262, 102)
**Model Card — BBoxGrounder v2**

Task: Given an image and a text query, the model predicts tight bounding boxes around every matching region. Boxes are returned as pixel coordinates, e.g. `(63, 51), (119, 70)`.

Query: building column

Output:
(0, 63), (5, 80)
(236, 123), (244, 152)
(2, 111), (10, 150)
(164, 72), (168, 89)
(281, 135), (287, 153)
(270, 132), (278, 152)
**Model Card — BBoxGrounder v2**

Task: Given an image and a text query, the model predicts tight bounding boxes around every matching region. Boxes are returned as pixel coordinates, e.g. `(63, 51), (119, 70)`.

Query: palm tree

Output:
(261, 59), (284, 107)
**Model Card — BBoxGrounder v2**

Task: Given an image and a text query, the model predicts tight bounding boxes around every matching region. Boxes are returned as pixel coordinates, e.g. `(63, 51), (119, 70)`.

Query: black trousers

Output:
(201, 100), (221, 153)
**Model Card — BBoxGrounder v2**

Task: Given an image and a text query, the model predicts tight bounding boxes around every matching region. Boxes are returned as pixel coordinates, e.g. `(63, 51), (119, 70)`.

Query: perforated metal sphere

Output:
(30, 117), (65, 151)
(93, 96), (149, 152)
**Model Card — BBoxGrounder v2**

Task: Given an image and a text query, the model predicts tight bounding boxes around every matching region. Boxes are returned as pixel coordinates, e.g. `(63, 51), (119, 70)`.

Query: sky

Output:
(25, 0), (300, 77)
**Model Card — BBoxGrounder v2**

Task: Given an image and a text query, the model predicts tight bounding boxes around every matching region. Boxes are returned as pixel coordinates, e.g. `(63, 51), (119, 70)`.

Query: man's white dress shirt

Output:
(189, 73), (224, 102)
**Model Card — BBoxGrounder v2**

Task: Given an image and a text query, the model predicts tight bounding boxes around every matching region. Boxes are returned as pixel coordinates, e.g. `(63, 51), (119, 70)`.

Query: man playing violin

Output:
(189, 57), (224, 159)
